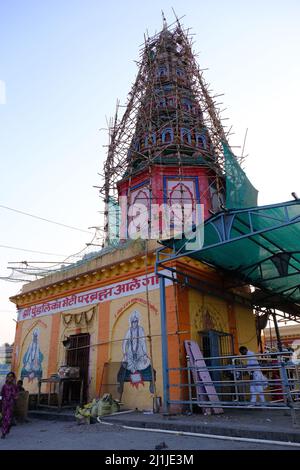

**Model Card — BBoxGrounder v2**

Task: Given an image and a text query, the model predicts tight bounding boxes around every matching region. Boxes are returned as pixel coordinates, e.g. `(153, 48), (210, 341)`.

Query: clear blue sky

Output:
(0, 0), (300, 343)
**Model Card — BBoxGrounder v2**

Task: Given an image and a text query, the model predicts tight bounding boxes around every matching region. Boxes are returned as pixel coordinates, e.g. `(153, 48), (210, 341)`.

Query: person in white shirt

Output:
(239, 346), (267, 404)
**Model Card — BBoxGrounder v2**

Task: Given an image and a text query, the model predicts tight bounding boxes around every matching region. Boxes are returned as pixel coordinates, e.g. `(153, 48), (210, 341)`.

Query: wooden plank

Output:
(185, 340), (223, 414)
(185, 340), (211, 415)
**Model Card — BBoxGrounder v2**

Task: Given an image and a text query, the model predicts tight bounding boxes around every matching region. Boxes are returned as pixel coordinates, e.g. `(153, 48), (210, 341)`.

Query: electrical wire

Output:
(0, 204), (91, 234)
(0, 244), (67, 256)
(0, 232), (103, 283)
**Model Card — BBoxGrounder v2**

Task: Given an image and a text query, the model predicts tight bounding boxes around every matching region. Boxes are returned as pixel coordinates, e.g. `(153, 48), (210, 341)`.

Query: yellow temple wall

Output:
(235, 305), (258, 352)
(189, 290), (231, 340)
(188, 289), (257, 353)
(13, 315), (53, 394)
(11, 248), (257, 411)
(12, 283), (166, 411)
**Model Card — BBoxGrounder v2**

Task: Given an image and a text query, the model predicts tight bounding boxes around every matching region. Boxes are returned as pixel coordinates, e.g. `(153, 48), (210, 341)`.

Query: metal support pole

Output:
(232, 358), (238, 402)
(279, 359), (297, 426)
(256, 322), (263, 354)
(159, 276), (170, 414)
(272, 311), (283, 352)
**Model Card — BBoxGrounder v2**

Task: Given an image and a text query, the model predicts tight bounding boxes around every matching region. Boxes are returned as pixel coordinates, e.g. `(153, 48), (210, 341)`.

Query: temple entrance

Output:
(199, 330), (234, 397)
(66, 333), (90, 403)
(199, 330), (234, 360)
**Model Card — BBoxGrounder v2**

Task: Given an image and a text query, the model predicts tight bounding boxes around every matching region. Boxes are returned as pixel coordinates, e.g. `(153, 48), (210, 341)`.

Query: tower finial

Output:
(161, 10), (167, 30)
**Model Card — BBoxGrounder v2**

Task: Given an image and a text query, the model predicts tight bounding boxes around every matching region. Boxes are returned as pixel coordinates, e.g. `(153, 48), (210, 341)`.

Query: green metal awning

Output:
(158, 200), (300, 314)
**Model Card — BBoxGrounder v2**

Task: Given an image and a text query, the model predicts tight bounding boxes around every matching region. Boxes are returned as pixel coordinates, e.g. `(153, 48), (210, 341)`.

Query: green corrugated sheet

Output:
(161, 201), (300, 307)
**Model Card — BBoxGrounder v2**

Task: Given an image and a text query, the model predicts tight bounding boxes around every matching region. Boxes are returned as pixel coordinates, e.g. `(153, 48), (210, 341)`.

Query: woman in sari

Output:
(1, 372), (18, 438)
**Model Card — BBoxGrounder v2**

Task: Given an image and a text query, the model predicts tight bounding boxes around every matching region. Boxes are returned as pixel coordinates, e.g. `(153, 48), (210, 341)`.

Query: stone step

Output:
(28, 409), (76, 422)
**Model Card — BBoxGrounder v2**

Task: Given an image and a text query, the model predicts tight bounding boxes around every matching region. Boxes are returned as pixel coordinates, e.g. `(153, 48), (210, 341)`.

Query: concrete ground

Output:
(0, 418), (299, 450)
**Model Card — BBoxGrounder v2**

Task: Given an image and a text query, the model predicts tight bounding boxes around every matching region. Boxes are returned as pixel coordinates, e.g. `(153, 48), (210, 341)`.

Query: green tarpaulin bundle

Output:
(223, 142), (258, 210)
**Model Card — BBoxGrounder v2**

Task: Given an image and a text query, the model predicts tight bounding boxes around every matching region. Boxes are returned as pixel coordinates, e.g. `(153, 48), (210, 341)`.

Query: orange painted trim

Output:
(176, 260), (220, 284)
(12, 322), (23, 373)
(177, 285), (190, 326)
(47, 313), (61, 376)
(96, 302), (110, 395)
(17, 265), (161, 308)
(165, 285), (181, 403)
(177, 285), (191, 348)
(176, 260), (252, 301)
(176, 285), (191, 403)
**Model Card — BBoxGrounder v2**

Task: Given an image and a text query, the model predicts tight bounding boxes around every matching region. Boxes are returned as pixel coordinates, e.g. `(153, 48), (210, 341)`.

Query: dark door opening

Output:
(199, 329), (234, 359)
(199, 330), (234, 396)
(66, 333), (90, 403)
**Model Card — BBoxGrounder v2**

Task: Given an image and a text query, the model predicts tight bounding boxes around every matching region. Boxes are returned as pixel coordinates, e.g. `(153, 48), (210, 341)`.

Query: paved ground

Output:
(0, 419), (299, 450)
(100, 407), (300, 443)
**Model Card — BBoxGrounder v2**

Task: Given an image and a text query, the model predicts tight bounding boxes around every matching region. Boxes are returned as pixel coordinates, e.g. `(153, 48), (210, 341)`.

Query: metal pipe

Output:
(119, 424), (300, 448)
(186, 355), (193, 414)
(272, 311), (283, 352)
(159, 276), (170, 413)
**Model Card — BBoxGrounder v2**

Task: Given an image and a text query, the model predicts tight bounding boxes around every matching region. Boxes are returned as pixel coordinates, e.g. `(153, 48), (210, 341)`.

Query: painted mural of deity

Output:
(21, 328), (44, 382)
(117, 310), (155, 393)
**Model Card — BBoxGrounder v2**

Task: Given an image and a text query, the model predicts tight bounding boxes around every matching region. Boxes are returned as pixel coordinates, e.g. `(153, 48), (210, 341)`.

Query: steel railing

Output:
(167, 351), (300, 424)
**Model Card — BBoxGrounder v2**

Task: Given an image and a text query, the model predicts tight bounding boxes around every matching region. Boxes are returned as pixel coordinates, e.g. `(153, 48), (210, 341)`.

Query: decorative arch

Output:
(170, 182), (194, 206)
(194, 304), (227, 334)
(19, 319), (48, 355)
(18, 320), (48, 382)
(167, 96), (175, 107)
(114, 297), (159, 322)
(129, 184), (150, 237)
(162, 127), (174, 144)
(196, 133), (207, 149)
(169, 182), (195, 224)
(144, 132), (156, 147)
(176, 67), (184, 77)
(110, 300), (150, 358)
(158, 97), (166, 108)
(157, 65), (168, 77)
(182, 98), (192, 111)
(181, 127), (191, 145)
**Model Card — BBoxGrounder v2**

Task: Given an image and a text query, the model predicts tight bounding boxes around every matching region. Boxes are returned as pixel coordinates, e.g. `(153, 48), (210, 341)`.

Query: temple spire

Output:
(161, 10), (168, 30)
(100, 19), (239, 243)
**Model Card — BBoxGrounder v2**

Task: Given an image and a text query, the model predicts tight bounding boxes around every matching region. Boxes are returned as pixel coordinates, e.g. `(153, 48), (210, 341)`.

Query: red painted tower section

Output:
(115, 26), (224, 239)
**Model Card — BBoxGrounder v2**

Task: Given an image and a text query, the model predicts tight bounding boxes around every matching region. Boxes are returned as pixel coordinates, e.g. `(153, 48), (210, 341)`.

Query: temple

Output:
(10, 20), (262, 411)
